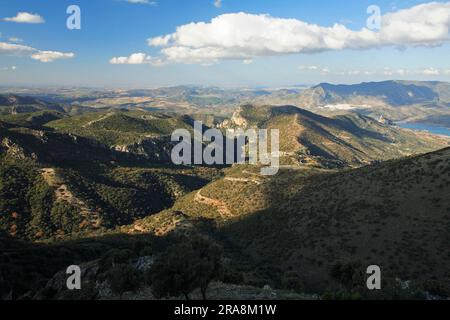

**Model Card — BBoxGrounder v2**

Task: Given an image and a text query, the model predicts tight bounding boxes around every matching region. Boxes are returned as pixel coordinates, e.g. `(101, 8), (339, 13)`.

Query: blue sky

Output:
(0, 0), (449, 88)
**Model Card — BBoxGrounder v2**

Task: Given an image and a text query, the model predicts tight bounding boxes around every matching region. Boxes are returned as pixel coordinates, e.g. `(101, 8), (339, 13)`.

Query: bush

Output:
(321, 290), (362, 300)
(280, 272), (304, 293)
(61, 282), (99, 300)
(221, 266), (245, 285)
(98, 249), (137, 273)
(151, 236), (223, 300)
(107, 264), (143, 299)
(329, 261), (364, 289)
(420, 280), (450, 298)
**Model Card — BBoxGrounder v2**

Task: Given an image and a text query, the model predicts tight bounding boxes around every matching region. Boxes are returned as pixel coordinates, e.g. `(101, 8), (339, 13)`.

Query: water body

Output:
(398, 122), (450, 137)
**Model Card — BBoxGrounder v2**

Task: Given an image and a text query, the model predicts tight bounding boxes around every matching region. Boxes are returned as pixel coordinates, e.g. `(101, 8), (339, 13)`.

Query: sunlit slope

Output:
(224, 148), (450, 288)
(223, 105), (449, 167)
(0, 122), (220, 241)
(130, 147), (450, 290)
(46, 110), (194, 145)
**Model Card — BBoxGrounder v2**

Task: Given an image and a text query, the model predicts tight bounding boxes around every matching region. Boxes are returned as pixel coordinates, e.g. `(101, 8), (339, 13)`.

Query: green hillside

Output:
(46, 110), (194, 146)
(129, 147), (450, 297)
(0, 120), (221, 241)
(0, 110), (65, 128)
(224, 104), (449, 167)
(0, 94), (66, 115)
(1, 103), (449, 300)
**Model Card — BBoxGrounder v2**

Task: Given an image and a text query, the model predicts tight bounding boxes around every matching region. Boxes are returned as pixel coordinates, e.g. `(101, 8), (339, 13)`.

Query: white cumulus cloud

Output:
(0, 42), (35, 56)
(109, 52), (163, 66)
(421, 67), (440, 75)
(139, 2), (450, 65)
(4, 12), (45, 24)
(31, 51), (75, 63)
(110, 52), (151, 64)
(333, 67), (448, 77)
(298, 65), (332, 75)
(0, 41), (74, 62)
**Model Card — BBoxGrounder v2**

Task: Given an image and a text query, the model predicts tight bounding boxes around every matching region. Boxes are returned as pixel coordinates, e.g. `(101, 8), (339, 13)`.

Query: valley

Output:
(1, 80), (449, 300)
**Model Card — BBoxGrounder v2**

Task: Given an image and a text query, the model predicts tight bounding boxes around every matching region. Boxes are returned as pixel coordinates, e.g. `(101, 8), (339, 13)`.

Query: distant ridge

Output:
(298, 80), (450, 107)
(221, 104), (449, 168)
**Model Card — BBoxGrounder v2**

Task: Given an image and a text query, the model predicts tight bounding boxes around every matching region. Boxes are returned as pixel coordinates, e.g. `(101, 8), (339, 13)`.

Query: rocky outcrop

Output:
(1, 137), (34, 160)
(33, 256), (156, 300)
(230, 109), (249, 128)
(113, 137), (176, 162)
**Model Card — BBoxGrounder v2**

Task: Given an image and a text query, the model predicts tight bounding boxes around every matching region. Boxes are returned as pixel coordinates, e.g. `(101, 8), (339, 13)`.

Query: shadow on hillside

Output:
(216, 147), (450, 292)
(0, 231), (173, 299)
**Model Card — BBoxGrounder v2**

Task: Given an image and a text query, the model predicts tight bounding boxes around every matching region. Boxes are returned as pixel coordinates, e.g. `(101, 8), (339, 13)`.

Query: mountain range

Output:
(222, 104), (448, 167)
(2, 80), (450, 127)
(1, 82), (449, 300)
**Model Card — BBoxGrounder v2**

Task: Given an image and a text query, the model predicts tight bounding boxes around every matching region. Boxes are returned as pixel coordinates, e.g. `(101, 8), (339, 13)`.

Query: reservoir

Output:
(398, 122), (450, 137)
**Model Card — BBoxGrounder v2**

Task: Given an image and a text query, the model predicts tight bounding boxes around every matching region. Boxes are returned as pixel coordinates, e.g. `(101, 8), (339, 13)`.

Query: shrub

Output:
(420, 280), (450, 298)
(329, 261), (365, 289)
(98, 249), (137, 273)
(107, 264), (143, 299)
(151, 236), (223, 300)
(221, 266), (245, 285)
(280, 272), (304, 293)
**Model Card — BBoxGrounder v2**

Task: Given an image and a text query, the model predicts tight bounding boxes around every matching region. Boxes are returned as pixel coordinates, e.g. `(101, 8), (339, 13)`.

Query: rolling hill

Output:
(1, 104), (447, 242)
(128, 147), (450, 296)
(46, 110), (195, 150)
(299, 81), (445, 107)
(221, 147), (450, 292)
(221, 104), (449, 168)
(1, 102), (449, 300)
(0, 119), (221, 241)
(292, 81), (450, 125)
(0, 94), (66, 115)
(4, 81), (450, 127)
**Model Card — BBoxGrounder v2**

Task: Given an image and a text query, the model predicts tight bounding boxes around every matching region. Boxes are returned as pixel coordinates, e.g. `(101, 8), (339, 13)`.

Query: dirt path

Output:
(194, 190), (234, 219)
(82, 112), (114, 128)
(224, 177), (262, 185)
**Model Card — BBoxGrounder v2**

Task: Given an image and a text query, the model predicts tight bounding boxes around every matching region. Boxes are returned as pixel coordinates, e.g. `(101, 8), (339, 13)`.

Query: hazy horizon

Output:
(1, 78), (449, 92)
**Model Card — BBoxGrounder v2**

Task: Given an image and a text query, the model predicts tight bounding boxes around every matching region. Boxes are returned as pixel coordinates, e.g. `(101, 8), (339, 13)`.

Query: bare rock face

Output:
(1, 138), (29, 159)
(135, 256), (154, 272)
(218, 107), (249, 129)
(230, 108), (248, 128)
(112, 137), (175, 162)
(31, 256), (156, 300)
(114, 145), (130, 153)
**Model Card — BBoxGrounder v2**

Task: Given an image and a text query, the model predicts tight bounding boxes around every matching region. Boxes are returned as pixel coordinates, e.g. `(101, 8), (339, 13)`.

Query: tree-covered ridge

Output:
(46, 110), (195, 146)
(0, 114), (222, 242)
(1, 101), (449, 300)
